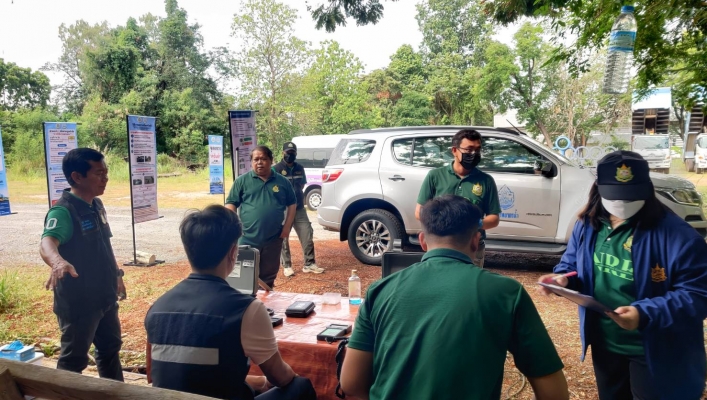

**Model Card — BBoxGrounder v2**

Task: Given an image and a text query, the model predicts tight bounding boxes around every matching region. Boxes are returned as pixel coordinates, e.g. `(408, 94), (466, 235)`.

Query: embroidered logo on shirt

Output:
(472, 183), (483, 196)
(281, 170), (287, 176)
(616, 164), (634, 183)
(623, 235), (633, 252)
(273, 185), (280, 193)
(651, 264), (667, 283)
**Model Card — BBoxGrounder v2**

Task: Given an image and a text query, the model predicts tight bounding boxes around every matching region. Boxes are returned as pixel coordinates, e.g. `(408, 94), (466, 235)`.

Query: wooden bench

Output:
(0, 359), (213, 400)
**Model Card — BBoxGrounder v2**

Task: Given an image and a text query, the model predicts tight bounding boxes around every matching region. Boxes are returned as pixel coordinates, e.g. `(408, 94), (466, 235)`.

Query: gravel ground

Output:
(0, 204), (338, 266)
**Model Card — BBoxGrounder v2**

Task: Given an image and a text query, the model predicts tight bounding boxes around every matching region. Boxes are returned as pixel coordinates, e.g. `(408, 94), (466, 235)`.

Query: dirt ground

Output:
(4, 203), (705, 399)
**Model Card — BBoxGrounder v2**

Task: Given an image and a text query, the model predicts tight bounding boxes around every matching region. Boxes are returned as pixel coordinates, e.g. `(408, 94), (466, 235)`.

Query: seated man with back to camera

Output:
(340, 194), (569, 400)
(145, 205), (316, 400)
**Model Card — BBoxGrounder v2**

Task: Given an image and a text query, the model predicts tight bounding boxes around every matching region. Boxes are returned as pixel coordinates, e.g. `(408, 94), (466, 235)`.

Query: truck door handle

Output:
(388, 175), (405, 181)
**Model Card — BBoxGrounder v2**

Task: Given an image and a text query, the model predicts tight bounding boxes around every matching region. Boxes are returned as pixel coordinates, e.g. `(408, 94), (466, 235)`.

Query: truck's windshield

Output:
(697, 136), (707, 149)
(633, 136), (669, 150)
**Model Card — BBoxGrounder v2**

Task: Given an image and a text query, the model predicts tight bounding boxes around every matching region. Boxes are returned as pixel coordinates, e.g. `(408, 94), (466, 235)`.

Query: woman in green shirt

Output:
(539, 150), (707, 400)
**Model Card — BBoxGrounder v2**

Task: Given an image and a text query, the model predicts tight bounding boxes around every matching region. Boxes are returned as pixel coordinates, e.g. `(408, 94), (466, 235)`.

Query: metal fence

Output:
(553, 136), (617, 167)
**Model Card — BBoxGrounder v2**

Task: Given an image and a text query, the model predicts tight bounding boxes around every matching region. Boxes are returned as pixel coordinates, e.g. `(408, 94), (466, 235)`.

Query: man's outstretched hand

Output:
(45, 260), (78, 290)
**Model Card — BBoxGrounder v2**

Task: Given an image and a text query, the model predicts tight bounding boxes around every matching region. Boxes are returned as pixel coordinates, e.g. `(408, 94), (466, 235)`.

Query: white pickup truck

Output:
(318, 126), (707, 265)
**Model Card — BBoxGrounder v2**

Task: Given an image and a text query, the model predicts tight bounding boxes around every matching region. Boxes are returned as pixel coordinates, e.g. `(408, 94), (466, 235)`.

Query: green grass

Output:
(4, 157), (235, 208)
(0, 266), (55, 344)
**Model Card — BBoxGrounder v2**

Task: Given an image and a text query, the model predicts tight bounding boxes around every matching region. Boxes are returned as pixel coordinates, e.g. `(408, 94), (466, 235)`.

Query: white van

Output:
(631, 135), (671, 173)
(696, 134), (707, 174)
(291, 134), (346, 210)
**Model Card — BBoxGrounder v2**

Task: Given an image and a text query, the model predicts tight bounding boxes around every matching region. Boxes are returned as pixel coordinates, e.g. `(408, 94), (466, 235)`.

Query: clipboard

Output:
(538, 282), (616, 314)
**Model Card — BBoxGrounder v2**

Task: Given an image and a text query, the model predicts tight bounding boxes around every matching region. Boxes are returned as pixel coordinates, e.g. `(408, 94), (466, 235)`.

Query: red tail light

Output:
(322, 168), (344, 183)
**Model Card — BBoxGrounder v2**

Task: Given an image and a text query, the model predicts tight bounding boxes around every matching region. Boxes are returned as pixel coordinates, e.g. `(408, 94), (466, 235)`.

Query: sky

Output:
(0, 0), (516, 89)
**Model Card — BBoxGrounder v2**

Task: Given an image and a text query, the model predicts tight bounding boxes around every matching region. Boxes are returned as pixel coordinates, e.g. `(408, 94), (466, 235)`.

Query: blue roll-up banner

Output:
(43, 122), (78, 207)
(0, 127), (11, 216)
(127, 115), (159, 224)
(208, 135), (224, 194)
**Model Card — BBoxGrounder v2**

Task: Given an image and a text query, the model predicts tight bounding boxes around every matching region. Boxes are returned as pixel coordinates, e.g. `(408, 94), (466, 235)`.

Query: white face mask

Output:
(601, 198), (645, 220)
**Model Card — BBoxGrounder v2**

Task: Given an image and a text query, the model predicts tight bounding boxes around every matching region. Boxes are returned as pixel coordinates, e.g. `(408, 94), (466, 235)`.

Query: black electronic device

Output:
(267, 308), (274, 316)
(285, 301), (315, 318)
(381, 251), (424, 278)
(316, 324), (352, 341)
(270, 316), (283, 327)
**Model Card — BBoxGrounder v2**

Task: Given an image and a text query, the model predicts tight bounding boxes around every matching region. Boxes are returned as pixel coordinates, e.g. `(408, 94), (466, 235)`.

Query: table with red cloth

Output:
(147, 291), (360, 400)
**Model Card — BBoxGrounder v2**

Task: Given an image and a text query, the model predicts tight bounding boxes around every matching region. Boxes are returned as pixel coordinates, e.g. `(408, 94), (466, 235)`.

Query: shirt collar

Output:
(421, 248), (473, 264)
(249, 170), (274, 182)
(187, 273), (228, 284)
(446, 161), (480, 178)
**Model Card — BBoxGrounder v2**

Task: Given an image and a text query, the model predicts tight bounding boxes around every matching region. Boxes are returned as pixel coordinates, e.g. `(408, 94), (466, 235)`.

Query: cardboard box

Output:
(0, 343), (36, 362)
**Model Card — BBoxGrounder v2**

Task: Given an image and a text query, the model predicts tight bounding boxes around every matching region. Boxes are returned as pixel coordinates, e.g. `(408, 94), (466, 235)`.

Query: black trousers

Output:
(591, 344), (658, 400)
(256, 377), (317, 400)
(56, 302), (124, 381)
(257, 238), (284, 289)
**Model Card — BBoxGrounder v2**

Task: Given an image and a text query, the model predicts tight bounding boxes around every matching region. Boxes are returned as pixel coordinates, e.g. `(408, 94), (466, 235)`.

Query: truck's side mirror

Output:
(534, 160), (555, 177)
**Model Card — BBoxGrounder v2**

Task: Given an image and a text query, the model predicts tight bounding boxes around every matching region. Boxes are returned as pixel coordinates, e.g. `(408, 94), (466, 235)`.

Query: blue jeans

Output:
(256, 376), (317, 400)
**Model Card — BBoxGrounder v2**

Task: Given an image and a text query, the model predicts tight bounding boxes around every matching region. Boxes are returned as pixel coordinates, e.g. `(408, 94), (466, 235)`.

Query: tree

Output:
(0, 59), (51, 110)
(42, 20), (111, 113)
(415, 0), (495, 125)
(304, 40), (383, 134)
(484, 0), (707, 106)
(309, 0), (394, 32)
(231, 0), (310, 148)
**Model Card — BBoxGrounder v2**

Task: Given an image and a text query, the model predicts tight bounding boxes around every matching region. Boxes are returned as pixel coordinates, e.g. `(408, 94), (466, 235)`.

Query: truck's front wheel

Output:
(347, 209), (404, 266)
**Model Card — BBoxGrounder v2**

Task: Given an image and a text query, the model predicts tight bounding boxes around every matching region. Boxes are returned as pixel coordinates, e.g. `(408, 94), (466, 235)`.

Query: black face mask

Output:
(460, 152), (481, 170)
(284, 153), (296, 163)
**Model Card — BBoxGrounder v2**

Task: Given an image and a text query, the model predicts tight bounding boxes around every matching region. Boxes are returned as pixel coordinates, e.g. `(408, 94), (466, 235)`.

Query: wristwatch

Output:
(478, 219), (484, 229)
(117, 269), (125, 277)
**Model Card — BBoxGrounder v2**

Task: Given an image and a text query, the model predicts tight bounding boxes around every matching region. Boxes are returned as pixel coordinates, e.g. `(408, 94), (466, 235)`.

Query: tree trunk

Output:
(536, 120), (552, 148)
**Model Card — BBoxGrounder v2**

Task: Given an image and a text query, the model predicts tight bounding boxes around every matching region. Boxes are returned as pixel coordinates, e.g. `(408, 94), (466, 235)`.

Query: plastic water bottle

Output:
(602, 5), (637, 94)
(348, 270), (361, 305)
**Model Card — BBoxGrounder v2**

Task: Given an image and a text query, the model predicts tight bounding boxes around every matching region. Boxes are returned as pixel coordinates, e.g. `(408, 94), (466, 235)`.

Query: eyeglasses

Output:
(456, 147), (480, 154)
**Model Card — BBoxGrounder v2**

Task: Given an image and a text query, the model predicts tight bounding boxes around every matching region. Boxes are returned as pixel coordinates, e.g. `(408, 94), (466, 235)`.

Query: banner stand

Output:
(123, 115), (164, 268)
(227, 110), (258, 197)
(41, 122), (51, 209)
(0, 126), (14, 216)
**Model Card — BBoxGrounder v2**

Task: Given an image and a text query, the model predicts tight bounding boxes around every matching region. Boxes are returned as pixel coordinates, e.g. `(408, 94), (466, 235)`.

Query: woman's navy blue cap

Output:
(597, 150), (654, 201)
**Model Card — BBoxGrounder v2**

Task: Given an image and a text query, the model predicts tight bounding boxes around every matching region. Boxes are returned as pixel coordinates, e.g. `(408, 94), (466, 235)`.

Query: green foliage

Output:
(310, 0), (391, 32)
(231, 0), (311, 149)
(0, 108), (62, 174)
(305, 41), (383, 134)
(484, 0), (707, 107)
(0, 59), (51, 111)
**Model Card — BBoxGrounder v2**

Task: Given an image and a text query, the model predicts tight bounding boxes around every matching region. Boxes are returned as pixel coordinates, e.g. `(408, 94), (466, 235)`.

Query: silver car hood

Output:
(587, 169), (695, 190)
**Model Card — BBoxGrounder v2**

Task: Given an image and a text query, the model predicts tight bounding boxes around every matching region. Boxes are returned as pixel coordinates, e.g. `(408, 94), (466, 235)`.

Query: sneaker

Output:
(303, 264), (325, 274)
(283, 267), (295, 277)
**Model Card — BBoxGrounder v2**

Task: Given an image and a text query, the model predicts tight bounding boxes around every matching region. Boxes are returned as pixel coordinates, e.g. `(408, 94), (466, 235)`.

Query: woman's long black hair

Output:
(578, 182), (668, 230)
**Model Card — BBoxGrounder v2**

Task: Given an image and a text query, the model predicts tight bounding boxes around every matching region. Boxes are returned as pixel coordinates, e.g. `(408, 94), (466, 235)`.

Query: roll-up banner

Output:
(42, 122), (78, 207)
(228, 110), (257, 179)
(0, 127), (11, 216)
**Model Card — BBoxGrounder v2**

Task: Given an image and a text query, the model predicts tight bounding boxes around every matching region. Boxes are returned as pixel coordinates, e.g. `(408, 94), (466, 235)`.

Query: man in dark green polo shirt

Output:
(340, 195), (568, 400)
(40, 148), (125, 381)
(226, 145), (296, 288)
(416, 129), (501, 267)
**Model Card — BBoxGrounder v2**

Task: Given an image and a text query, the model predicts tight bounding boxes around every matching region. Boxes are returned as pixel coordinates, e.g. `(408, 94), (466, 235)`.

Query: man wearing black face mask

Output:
(416, 129), (501, 267)
(274, 142), (323, 277)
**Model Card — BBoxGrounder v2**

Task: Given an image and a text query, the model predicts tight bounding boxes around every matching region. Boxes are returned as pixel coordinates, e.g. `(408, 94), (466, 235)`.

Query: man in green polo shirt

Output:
(40, 148), (125, 381)
(341, 195), (568, 400)
(416, 129), (501, 267)
(226, 145), (296, 288)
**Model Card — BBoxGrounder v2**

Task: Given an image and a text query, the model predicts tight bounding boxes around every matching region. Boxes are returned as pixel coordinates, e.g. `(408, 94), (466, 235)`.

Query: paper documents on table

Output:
(538, 283), (616, 314)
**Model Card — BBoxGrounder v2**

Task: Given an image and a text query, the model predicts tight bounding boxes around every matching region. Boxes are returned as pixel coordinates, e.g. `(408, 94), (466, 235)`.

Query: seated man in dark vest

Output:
(145, 205), (316, 400)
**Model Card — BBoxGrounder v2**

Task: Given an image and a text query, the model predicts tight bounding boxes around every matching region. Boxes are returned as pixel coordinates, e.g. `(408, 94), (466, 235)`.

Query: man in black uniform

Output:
(39, 148), (125, 380)
(273, 142), (323, 277)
